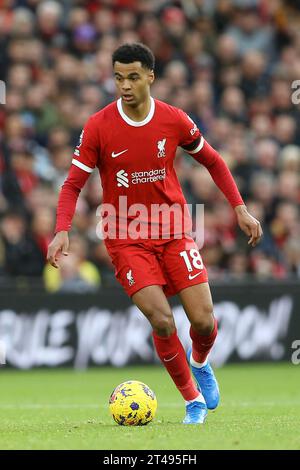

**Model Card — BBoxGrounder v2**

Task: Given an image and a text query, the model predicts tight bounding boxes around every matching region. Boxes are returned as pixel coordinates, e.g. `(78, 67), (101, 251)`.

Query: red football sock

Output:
(152, 330), (199, 401)
(190, 318), (218, 364)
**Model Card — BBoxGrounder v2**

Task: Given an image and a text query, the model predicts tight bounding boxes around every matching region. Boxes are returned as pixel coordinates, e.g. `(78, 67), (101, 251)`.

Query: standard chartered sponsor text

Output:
(131, 168), (166, 184)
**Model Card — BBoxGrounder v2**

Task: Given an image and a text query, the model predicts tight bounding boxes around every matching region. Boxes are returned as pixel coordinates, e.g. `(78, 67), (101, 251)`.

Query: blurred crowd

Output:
(1, 0), (300, 292)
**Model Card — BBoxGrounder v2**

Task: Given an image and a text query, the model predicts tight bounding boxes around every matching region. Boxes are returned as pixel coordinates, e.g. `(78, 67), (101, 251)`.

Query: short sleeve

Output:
(177, 109), (201, 148)
(72, 116), (100, 173)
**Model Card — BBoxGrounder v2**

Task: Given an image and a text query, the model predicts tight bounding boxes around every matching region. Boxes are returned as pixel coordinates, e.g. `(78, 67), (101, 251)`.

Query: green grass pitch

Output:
(0, 363), (299, 450)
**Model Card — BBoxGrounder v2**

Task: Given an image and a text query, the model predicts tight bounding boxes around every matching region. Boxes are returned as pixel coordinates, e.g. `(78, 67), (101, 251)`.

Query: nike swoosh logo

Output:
(111, 149), (128, 158)
(163, 353), (179, 362)
(188, 272), (202, 280)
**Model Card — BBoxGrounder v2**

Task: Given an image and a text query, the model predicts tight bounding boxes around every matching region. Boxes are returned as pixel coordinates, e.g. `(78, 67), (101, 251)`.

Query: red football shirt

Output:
(71, 98), (202, 242)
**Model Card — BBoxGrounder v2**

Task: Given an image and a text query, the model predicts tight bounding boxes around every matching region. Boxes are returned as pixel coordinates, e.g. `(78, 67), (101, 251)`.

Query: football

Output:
(109, 380), (157, 426)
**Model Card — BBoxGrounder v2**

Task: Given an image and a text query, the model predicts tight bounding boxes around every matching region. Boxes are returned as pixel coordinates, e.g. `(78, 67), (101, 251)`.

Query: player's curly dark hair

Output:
(112, 43), (155, 70)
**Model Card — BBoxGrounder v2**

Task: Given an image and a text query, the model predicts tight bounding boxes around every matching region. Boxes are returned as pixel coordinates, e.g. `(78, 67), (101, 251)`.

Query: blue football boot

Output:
(187, 347), (220, 410)
(183, 401), (208, 424)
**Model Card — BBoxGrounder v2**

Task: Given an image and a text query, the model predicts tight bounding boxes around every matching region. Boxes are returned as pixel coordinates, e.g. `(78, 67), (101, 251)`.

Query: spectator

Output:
(0, 212), (44, 277)
(43, 234), (101, 292)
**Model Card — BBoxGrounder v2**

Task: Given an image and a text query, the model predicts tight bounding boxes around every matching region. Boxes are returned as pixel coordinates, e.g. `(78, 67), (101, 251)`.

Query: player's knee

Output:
(191, 305), (214, 335)
(140, 302), (175, 336)
(149, 311), (175, 337)
(153, 322), (175, 337)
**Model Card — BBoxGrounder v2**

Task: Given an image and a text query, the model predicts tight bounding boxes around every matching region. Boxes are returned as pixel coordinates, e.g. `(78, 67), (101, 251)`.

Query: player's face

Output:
(113, 61), (154, 107)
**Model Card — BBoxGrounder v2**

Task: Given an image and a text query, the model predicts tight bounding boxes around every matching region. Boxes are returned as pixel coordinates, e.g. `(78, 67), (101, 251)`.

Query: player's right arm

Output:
(47, 116), (100, 268)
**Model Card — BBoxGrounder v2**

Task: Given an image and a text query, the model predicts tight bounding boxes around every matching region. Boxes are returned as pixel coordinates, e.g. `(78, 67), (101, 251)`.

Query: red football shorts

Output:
(105, 235), (208, 297)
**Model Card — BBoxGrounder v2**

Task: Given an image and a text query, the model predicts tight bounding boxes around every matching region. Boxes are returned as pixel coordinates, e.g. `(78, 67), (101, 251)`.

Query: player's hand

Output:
(235, 205), (263, 247)
(47, 231), (69, 268)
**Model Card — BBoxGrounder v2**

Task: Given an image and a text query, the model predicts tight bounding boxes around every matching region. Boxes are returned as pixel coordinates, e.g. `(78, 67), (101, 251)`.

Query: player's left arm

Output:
(178, 111), (263, 247)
